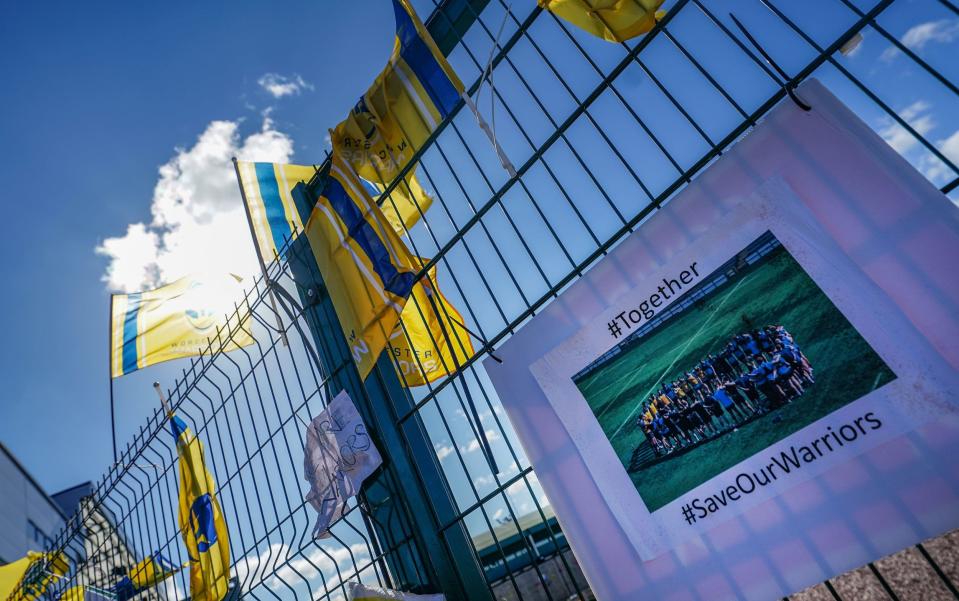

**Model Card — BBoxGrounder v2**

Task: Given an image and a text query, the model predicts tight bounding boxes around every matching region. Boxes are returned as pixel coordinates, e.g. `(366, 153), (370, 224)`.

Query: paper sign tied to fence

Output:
(303, 391), (382, 538)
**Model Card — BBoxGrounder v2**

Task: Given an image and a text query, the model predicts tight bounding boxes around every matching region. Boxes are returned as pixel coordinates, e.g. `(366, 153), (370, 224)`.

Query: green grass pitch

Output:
(574, 244), (896, 512)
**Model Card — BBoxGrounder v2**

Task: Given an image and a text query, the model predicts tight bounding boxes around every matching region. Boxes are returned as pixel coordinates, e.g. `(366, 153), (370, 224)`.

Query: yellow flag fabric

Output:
(235, 161), (317, 261)
(390, 262), (474, 386)
(127, 553), (178, 591)
(110, 273), (254, 378)
(57, 586), (83, 601)
(539, 0), (664, 43)
(331, 0), (463, 222)
(361, 169), (434, 237)
(170, 414), (231, 601)
(0, 551), (69, 601)
(112, 552), (180, 601)
(302, 153), (421, 379)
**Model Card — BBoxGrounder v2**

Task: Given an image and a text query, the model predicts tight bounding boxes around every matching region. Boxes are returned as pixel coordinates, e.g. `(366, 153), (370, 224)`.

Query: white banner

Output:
(303, 390), (382, 538)
(485, 79), (959, 600)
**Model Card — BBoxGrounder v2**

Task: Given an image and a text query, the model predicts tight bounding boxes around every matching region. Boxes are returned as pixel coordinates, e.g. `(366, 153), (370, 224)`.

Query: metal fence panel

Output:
(12, 0), (959, 600)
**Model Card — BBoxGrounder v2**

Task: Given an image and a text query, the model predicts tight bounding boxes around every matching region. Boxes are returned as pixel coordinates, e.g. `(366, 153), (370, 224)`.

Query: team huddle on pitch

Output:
(637, 324), (816, 460)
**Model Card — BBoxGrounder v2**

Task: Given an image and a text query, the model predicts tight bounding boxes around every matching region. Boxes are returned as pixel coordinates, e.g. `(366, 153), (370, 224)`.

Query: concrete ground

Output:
(790, 530), (958, 601)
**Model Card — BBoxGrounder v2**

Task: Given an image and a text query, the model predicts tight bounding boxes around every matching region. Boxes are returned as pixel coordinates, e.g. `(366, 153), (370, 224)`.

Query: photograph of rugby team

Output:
(638, 325), (815, 459)
(574, 232), (896, 511)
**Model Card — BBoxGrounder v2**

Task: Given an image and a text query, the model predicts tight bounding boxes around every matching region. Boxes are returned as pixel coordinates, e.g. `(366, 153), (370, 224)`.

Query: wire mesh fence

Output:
(10, 0), (959, 600)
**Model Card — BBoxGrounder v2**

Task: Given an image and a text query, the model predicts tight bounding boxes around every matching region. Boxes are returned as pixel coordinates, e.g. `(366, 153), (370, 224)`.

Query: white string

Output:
(464, 0), (517, 178)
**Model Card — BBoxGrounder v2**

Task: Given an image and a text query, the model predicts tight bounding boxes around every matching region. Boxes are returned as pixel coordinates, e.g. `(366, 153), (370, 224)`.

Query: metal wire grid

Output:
(13, 252), (447, 601)
(346, 0), (959, 598)
(10, 0), (959, 600)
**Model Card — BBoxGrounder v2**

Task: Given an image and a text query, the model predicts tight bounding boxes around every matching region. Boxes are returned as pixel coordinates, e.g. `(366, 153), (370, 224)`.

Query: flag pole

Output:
(153, 381), (171, 415)
(108, 295), (118, 465)
(232, 157), (288, 346)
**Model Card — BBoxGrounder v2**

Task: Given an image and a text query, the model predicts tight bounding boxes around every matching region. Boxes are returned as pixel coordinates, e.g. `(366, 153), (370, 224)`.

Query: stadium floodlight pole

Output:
(231, 157), (288, 346)
(108, 295), (117, 465)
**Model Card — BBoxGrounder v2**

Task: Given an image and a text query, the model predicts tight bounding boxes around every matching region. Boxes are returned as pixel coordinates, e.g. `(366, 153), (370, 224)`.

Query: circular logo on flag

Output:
(183, 281), (217, 333)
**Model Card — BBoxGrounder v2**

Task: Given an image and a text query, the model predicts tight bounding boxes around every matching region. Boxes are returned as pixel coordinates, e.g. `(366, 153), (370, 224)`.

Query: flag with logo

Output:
(0, 552), (69, 601)
(303, 391), (382, 538)
(111, 552), (180, 601)
(347, 581), (444, 601)
(234, 161), (317, 261)
(390, 262), (474, 386)
(297, 153), (420, 379)
(330, 0), (463, 226)
(170, 414), (231, 601)
(539, 0), (664, 43)
(110, 273), (254, 378)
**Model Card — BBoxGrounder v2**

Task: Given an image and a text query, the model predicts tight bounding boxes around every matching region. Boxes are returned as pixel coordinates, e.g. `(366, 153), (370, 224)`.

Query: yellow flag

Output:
(301, 153), (421, 379)
(390, 262), (474, 386)
(58, 587), (84, 601)
(112, 552), (179, 600)
(539, 0), (664, 43)
(0, 551), (69, 601)
(330, 0), (462, 229)
(362, 169), (434, 237)
(110, 273), (254, 378)
(170, 414), (231, 601)
(234, 161), (318, 261)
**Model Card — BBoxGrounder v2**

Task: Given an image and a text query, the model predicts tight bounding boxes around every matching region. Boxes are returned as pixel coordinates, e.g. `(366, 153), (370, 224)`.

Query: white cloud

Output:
(459, 429), (501, 454)
(474, 473), (495, 487)
(919, 129), (959, 184)
(878, 100), (935, 155)
(233, 540), (370, 598)
(96, 117), (294, 292)
(881, 19), (959, 61)
(269, 543), (370, 592)
(258, 73), (314, 98)
(434, 443), (454, 460)
(161, 575), (185, 600)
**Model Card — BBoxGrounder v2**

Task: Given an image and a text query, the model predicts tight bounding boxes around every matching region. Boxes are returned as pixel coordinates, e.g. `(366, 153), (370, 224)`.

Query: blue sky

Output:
(0, 0), (398, 493)
(0, 0), (957, 567)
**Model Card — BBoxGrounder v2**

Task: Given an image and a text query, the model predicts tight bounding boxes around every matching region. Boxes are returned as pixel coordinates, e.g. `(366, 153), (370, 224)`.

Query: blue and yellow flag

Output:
(299, 153), (421, 379)
(298, 153), (474, 385)
(110, 273), (254, 378)
(390, 261), (475, 386)
(111, 552), (179, 601)
(360, 170), (434, 237)
(234, 161), (317, 261)
(539, 0), (664, 43)
(0, 552), (69, 601)
(170, 414), (231, 601)
(331, 0), (462, 222)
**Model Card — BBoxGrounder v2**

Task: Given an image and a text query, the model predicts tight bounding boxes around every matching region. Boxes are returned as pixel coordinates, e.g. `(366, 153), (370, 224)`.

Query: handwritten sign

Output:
(303, 391), (382, 538)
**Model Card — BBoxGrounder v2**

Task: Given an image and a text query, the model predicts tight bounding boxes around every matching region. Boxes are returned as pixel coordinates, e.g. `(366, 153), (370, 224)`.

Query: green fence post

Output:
(287, 236), (493, 600)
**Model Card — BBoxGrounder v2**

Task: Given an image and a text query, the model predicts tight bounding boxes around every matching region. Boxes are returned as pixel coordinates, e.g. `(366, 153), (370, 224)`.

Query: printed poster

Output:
(485, 80), (959, 600)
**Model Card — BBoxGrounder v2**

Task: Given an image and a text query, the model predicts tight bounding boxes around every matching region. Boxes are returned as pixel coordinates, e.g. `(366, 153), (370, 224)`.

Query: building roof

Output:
(471, 505), (557, 553)
(0, 441), (68, 521)
(50, 482), (94, 518)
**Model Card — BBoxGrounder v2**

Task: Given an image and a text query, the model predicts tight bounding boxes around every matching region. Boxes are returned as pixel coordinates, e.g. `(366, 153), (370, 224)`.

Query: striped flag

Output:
(234, 161), (317, 261)
(330, 0), (464, 231)
(298, 153), (420, 379)
(109, 273), (253, 378)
